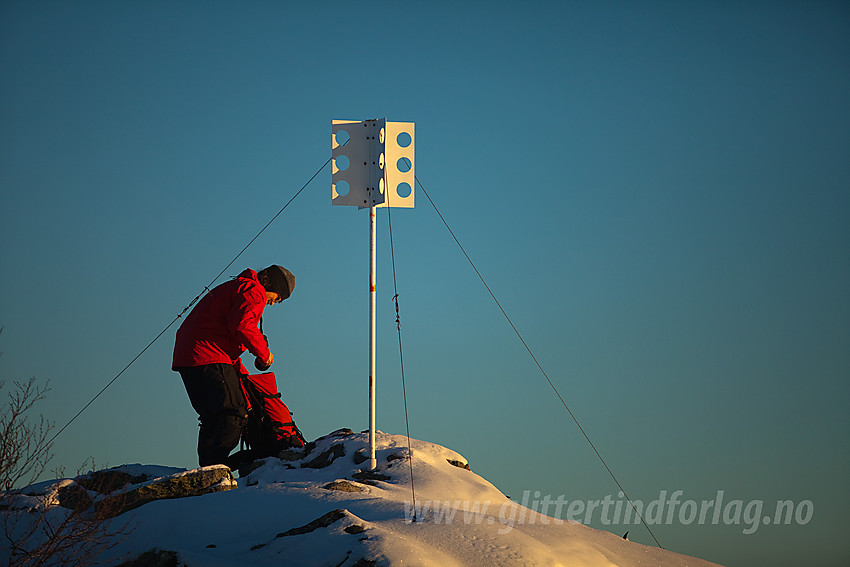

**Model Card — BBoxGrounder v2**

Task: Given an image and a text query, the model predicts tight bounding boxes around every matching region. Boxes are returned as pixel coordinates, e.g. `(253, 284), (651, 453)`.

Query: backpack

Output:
(239, 372), (306, 458)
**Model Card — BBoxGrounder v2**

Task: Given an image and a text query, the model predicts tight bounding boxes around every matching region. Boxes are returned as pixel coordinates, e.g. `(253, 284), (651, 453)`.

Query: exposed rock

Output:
(301, 443), (345, 469)
(447, 459), (470, 470)
(235, 459), (265, 478)
(274, 508), (347, 538)
(351, 471), (390, 482)
(352, 449), (368, 465)
(279, 447), (306, 461)
(77, 469), (149, 494)
(345, 524), (367, 534)
(116, 549), (181, 567)
(327, 428), (354, 438)
(301, 428), (354, 456)
(323, 480), (365, 493)
(56, 482), (92, 512)
(386, 453), (406, 462)
(95, 466), (235, 518)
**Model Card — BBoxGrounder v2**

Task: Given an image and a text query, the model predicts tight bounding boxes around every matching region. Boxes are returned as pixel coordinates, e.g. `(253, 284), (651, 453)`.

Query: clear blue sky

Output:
(1, 2), (848, 565)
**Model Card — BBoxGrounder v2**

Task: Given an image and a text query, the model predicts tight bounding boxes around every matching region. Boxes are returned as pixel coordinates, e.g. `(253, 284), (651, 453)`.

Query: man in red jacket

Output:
(172, 265), (295, 467)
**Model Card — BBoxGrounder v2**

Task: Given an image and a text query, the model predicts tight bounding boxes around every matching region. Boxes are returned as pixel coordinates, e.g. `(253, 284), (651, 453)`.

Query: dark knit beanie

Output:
(260, 265), (295, 300)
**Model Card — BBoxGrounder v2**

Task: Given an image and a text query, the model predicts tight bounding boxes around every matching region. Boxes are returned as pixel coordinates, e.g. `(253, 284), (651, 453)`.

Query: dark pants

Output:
(177, 363), (248, 467)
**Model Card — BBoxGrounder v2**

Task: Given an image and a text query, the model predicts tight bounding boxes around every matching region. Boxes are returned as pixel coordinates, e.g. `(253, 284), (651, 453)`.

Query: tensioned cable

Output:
(384, 193), (418, 520)
(411, 170), (664, 548)
(41, 153), (334, 453)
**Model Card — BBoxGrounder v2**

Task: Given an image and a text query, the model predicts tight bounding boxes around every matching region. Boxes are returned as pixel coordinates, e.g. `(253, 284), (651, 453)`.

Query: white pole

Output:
(332, 118), (413, 472)
(369, 205), (378, 470)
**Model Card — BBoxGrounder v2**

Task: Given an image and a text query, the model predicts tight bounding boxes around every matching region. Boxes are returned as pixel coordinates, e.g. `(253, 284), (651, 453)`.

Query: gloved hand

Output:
(254, 351), (274, 371)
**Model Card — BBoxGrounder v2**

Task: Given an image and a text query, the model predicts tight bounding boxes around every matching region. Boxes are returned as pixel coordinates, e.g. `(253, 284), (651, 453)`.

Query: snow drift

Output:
(2, 430), (722, 566)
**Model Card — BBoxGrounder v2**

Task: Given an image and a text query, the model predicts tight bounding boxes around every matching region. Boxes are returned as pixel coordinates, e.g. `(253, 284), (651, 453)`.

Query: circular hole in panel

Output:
(396, 131), (412, 148)
(380, 127), (385, 144)
(379, 153), (385, 169)
(335, 130), (350, 146)
(379, 178), (385, 195)
(396, 157), (411, 173)
(335, 155), (350, 171)
(396, 182), (412, 198)
(335, 180), (350, 197)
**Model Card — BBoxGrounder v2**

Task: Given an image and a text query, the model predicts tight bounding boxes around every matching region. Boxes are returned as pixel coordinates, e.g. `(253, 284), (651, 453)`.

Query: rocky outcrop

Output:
(94, 466), (235, 518)
(447, 459), (470, 470)
(116, 549), (181, 567)
(353, 449), (369, 465)
(301, 443), (346, 469)
(251, 508), (351, 551)
(77, 469), (151, 493)
(274, 508), (348, 538)
(351, 471), (390, 482)
(323, 480), (365, 493)
(35, 465), (236, 519)
(55, 481), (93, 512)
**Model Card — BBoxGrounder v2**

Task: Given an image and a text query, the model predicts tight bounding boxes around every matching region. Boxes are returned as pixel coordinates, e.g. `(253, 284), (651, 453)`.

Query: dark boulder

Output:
(95, 466), (235, 518)
(301, 443), (345, 469)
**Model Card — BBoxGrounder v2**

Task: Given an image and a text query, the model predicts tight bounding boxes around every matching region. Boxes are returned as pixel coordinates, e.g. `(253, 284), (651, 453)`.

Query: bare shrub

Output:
(1, 378), (130, 566)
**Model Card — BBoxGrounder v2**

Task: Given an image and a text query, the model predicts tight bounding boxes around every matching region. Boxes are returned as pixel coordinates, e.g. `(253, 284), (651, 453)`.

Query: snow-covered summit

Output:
(4, 430), (722, 566)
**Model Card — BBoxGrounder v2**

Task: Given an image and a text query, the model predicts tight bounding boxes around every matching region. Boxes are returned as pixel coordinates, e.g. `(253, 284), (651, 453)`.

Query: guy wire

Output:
(412, 171), (664, 549)
(385, 189), (418, 519)
(40, 153), (334, 454)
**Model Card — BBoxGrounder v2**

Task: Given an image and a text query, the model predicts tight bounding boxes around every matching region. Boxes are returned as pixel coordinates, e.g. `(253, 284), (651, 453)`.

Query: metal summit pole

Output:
(368, 204), (377, 470)
(332, 118), (415, 470)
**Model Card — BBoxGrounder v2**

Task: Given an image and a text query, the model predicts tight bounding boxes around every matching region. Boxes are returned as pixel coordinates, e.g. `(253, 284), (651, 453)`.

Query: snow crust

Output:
(5, 431), (722, 566)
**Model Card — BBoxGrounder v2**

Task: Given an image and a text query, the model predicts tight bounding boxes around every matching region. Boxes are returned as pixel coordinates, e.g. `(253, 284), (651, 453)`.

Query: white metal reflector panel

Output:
(332, 119), (414, 208)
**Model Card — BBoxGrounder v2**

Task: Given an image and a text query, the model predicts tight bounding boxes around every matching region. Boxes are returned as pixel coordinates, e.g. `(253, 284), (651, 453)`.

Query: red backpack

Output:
(239, 372), (306, 457)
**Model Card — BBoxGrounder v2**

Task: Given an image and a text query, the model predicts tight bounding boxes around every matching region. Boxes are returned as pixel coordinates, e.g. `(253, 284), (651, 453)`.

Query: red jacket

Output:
(172, 269), (271, 370)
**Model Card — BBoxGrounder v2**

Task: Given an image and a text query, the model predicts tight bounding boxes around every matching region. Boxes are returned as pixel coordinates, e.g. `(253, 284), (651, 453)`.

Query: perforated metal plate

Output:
(333, 118), (414, 209)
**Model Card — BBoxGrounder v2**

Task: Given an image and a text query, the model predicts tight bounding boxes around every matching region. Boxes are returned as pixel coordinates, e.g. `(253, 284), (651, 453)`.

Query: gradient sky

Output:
(1, 2), (848, 566)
